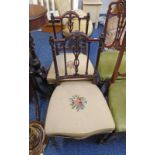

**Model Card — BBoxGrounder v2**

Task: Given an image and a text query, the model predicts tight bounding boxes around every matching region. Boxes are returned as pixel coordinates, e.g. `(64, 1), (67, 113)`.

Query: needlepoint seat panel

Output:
(47, 53), (94, 84)
(45, 81), (115, 138)
(98, 51), (126, 81)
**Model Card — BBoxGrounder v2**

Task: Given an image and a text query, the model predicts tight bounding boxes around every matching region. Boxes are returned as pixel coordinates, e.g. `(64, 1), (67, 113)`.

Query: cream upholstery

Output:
(47, 53), (94, 84)
(45, 81), (115, 139)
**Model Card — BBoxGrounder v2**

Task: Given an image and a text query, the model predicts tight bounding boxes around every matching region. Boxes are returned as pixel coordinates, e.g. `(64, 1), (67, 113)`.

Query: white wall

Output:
(29, 0), (33, 4)
(73, 0), (79, 10)
(101, 0), (118, 14)
(78, 0), (117, 14)
(29, 0), (117, 15)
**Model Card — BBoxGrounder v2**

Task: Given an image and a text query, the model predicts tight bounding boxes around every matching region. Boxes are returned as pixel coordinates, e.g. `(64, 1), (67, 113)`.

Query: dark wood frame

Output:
(111, 32), (126, 83)
(97, 0), (126, 92)
(50, 10), (90, 39)
(50, 10), (90, 55)
(49, 31), (104, 85)
(29, 4), (49, 98)
(101, 0), (126, 51)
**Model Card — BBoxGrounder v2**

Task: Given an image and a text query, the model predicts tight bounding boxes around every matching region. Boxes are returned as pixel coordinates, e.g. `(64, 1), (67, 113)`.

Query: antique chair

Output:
(100, 33), (126, 143)
(54, 0), (93, 37)
(98, 0), (126, 83)
(50, 10), (93, 38)
(108, 32), (126, 132)
(47, 11), (93, 84)
(45, 32), (115, 140)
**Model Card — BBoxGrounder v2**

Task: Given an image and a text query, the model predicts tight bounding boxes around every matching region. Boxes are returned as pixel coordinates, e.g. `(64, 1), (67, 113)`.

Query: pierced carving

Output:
(49, 32), (101, 84)
(103, 0), (126, 50)
(65, 33), (87, 75)
(67, 20), (74, 32)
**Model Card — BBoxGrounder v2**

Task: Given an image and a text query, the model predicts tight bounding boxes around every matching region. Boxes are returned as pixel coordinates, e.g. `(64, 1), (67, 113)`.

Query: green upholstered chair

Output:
(98, 0), (126, 83)
(100, 31), (126, 144)
(108, 30), (126, 133)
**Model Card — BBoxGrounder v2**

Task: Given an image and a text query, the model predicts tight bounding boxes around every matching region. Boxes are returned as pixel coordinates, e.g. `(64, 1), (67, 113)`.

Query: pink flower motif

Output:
(74, 98), (82, 105)
(69, 95), (87, 111)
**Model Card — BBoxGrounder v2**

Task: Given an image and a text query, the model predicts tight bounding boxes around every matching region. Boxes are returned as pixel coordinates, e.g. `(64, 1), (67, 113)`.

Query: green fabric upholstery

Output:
(108, 79), (126, 132)
(98, 51), (126, 81)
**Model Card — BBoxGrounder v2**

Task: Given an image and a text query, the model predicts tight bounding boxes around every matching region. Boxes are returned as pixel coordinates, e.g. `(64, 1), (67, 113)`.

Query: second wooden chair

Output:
(98, 0), (126, 83)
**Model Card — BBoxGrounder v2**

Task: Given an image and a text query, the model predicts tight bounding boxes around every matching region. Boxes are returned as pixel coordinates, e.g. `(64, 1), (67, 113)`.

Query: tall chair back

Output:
(102, 0), (126, 51)
(111, 32), (126, 83)
(49, 32), (103, 84)
(51, 10), (90, 39)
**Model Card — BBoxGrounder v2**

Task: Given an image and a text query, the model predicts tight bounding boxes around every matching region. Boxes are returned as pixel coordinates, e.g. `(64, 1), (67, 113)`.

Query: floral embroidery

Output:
(69, 95), (87, 111)
(66, 60), (75, 70)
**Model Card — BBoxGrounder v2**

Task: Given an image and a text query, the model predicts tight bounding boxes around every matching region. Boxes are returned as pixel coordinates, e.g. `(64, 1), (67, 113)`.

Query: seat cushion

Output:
(98, 50), (126, 81)
(108, 79), (126, 132)
(45, 81), (115, 139)
(47, 53), (94, 84)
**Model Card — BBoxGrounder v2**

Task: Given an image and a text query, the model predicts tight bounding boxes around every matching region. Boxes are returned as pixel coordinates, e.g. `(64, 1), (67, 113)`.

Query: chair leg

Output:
(99, 130), (115, 144)
(96, 134), (106, 144)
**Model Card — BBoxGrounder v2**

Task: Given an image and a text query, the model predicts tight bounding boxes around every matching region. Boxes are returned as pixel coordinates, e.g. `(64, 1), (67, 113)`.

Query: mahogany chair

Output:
(108, 32), (126, 132)
(54, 0), (93, 37)
(50, 10), (93, 39)
(98, 0), (126, 83)
(100, 33), (126, 143)
(45, 32), (115, 140)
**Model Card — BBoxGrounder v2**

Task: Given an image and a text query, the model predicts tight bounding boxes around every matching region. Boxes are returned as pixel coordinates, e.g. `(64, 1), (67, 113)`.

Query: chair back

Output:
(50, 10), (90, 39)
(102, 0), (126, 51)
(111, 32), (126, 83)
(49, 32), (103, 84)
